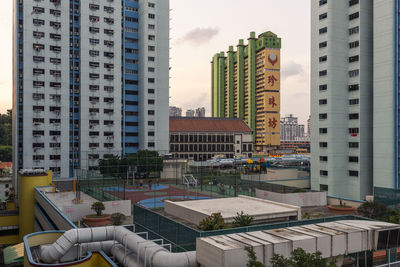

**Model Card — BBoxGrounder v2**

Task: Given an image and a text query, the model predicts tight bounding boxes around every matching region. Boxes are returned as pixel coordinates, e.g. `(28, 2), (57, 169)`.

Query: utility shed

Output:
(164, 195), (301, 226)
(196, 220), (400, 267)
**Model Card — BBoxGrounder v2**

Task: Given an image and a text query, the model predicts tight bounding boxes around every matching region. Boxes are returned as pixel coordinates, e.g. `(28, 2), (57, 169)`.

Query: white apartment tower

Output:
(13, 0), (169, 185)
(311, 0), (373, 199)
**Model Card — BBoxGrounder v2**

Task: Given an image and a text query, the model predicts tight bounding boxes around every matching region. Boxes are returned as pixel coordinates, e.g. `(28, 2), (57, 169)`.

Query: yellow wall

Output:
(6, 201), (16, 210)
(18, 170), (52, 240)
(0, 214), (18, 227)
(0, 235), (19, 245)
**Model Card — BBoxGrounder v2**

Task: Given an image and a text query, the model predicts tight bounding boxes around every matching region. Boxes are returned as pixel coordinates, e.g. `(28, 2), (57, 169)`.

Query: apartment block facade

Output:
(211, 31), (281, 152)
(311, 0), (373, 199)
(280, 114), (305, 141)
(12, 0), (169, 183)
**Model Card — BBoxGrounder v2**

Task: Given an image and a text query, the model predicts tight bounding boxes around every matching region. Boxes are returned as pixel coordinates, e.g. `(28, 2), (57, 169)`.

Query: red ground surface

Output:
(106, 185), (212, 204)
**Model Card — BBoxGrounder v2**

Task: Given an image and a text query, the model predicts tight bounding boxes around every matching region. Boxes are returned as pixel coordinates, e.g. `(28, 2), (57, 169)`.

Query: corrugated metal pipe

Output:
(39, 226), (196, 267)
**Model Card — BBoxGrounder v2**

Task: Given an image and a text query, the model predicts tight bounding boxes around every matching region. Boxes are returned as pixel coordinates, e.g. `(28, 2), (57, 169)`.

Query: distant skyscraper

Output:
(280, 115), (305, 141)
(307, 115), (311, 137)
(12, 0), (170, 183)
(211, 31), (281, 152)
(169, 106), (182, 117)
(195, 107), (205, 117)
(311, 0), (373, 199)
(186, 109), (195, 117)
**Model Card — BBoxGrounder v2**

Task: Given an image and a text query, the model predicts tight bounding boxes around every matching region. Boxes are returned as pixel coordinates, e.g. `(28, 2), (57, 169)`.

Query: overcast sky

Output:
(0, 0), (310, 124)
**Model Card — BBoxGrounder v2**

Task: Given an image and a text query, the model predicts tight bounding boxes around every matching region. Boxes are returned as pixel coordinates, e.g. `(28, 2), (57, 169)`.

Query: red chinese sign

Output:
(268, 96), (277, 108)
(268, 118), (278, 128)
(267, 75), (277, 87)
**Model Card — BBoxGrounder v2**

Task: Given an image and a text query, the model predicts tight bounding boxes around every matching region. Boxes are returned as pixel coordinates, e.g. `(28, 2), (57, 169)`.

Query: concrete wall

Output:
(327, 196), (365, 208)
(61, 200), (131, 222)
(255, 189), (326, 207)
(267, 179), (310, 189)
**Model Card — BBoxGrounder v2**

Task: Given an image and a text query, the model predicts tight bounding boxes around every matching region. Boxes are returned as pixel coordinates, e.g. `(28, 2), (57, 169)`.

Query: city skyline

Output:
(0, 0), (311, 124)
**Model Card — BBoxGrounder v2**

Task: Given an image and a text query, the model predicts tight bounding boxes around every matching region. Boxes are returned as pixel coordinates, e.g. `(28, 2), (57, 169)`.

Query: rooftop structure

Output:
(164, 195), (301, 225)
(169, 117), (253, 160)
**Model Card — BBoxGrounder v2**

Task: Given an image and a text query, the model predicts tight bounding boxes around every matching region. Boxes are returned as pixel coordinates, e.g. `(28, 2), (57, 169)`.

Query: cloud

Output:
(281, 61), (304, 80)
(174, 27), (219, 46)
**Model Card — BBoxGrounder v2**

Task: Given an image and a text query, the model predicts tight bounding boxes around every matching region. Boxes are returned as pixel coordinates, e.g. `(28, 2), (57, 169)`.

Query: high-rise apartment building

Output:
(373, 0), (400, 190)
(12, 0), (169, 183)
(211, 31), (281, 152)
(280, 115), (305, 141)
(311, 0), (373, 199)
(169, 106), (182, 117)
(195, 107), (205, 117)
(186, 109), (195, 117)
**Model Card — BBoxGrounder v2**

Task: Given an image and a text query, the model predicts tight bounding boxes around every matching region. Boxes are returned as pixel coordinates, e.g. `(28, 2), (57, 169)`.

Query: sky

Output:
(0, 0), (310, 124)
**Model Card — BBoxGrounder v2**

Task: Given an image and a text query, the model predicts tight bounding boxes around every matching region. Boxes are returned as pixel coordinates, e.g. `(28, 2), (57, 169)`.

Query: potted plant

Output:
(82, 202), (112, 226)
(328, 199), (356, 215)
(111, 212), (126, 225)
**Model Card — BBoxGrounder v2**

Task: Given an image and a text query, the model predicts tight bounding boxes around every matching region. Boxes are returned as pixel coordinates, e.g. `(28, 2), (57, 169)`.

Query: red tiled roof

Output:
(0, 162), (12, 169)
(170, 117), (252, 133)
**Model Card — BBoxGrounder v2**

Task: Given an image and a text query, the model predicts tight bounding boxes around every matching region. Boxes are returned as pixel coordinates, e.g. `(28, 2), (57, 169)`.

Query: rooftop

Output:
(169, 117), (252, 133)
(0, 162), (12, 169)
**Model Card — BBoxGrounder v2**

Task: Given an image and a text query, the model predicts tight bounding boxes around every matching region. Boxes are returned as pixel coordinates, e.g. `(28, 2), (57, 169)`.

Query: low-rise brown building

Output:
(169, 117), (253, 161)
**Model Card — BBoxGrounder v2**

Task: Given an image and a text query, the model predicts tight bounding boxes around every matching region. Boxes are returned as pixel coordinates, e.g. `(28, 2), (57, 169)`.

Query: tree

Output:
(245, 247), (264, 267)
(233, 211), (254, 227)
(91, 202), (105, 216)
(270, 248), (337, 267)
(0, 145), (12, 162)
(357, 201), (389, 219)
(0, 110), (11, 146)
(98, 155), (129, 177)
(198, 213), (225, 231)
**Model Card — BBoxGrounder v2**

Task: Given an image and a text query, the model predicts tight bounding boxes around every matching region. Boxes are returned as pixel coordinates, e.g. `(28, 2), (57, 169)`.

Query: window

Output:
(104, 40), (114, 47)
(148, 78), (155, 83)
(33, 31), (45, 38)
(319, 41), (327, 48)
(125, 6), (138, 12)
(319, 70), (327, 77)
(90, 15), (99, 23)
(349, 55), (359, 63)
(50, 58), (61, 64)
(104, 52), (114, 58)
(319, 13), (327, 20)
(349, 113), (359, 120)
(349, 98), (359, 105)
(126, 17), (138, 23)
(148, 121), (155, 126)
(319, 113), (327, 120)
(319, 55), (327, 63)
(148, 57), (155, 62)
(148, 142), (155, 147)
(349, 170), (358, 177)
(148, 131), (155, 136)
(349, 0), (359, 7)
(33, 56), (44, 63)
(33, 68), (45, 75)
(349, 142), (359, 148)
(349, 84), (359, 91)
(319, 142), (328, 148)
(90, 38), (99, 45)
(104, 17), (114, 24)
(319, 99), (327, 105)
(148, 99), (155, 105)
(89, 4), (99, 10)
(148, 46), (155, 51)
(349, 69), (359, 77)
(104, 6), (114, 13)
(320, 156), (328, 162)
(319, 84), (327, 91)
(33, 6), (45, 14)
(148, 14), (155, 19)
(319, 27), (327, 34)
(50, 46), (61, 53)
(148, 110), (155, 115)
(319, 0), (327, 6)
(349, 128), (359, 134)
(33, 155), (45, 161)
(49, 9), (61, 16)
(319, 128), (328, 134)
(148, 35), (155, 41)
(104, 29), (114, 35)
(89, 27), (99, 33)
(50, 33), (61, 41)
(33, 19), (45, 26)
(349, 41), (359, 48)
(320, 170), (328, 176)
(50, 21), (61, 29)
(349, 26), (359, 35)
(148, 24), (155, 30)
(349, 156), (359, 163)
(148, 89), (155, 94)
(89, 73), (99, 79)
(148, 3), (155, 8)
(349, 12), (359, 20)
(89, 62), (99, 68)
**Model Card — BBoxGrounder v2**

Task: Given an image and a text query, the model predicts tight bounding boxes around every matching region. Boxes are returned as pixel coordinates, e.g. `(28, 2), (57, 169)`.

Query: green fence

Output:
(374, 186), (400, 208)
(133, 204), (370, 252)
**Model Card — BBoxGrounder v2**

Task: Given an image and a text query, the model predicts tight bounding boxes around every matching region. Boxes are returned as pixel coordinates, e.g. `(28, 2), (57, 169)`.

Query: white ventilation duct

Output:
(40, 226), (196, 267)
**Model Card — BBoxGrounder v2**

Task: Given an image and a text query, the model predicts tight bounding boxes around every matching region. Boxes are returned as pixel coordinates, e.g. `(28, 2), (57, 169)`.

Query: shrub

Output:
(270, 248), (337, 267)
(245, 246), (264, 267)
(111, 212), (126, 225)
(199, 213), (225, 231)
(233, 211), (254, 227)
(91, 201), (105, 216)
(357, 201), (388, 219)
